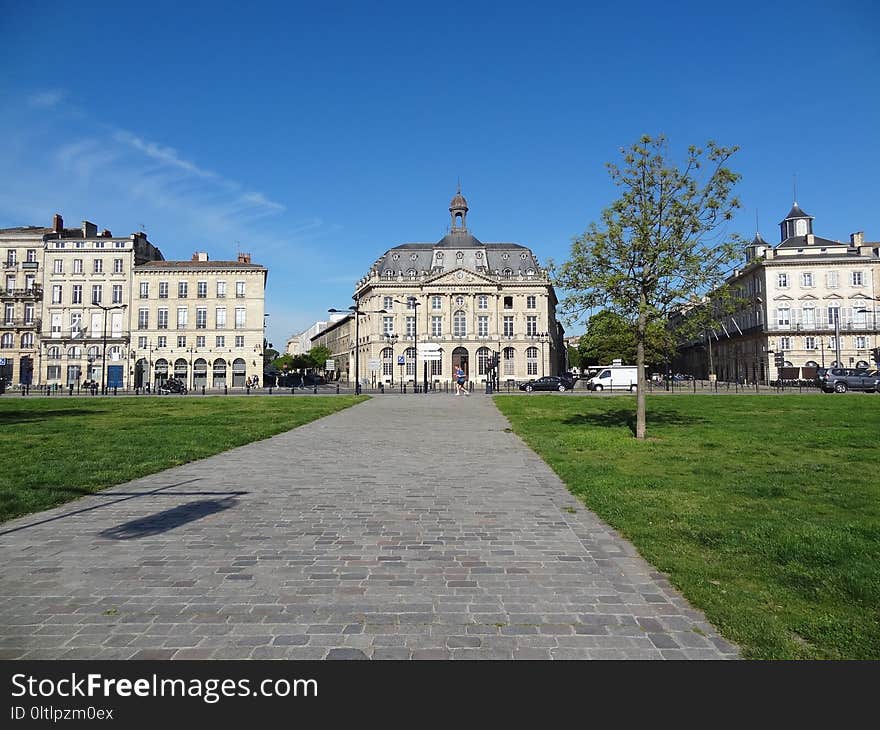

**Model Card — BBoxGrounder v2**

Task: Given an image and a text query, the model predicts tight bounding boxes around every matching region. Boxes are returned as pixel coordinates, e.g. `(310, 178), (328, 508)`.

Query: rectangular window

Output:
(801, 272), (813, 287)
(826, 271), (838, 288)
(73, 259), (83, 274)
(177, 307), (188, 329)
(159, 281), (168, 298)
(25, 303), (35, 324)
(526, 295), (536, 309)
(5, 250), (15, 265)
(526, 316), (537, 336)
(852, 271), (864, 286)
(802, 307), (815, 326)
(431, 295), (442, 310)
(72, 285), (82, 304)
(196, 307), (207, 329)
(804, 336), (816, 350)
(138, 336), (147, 349)
(94, 259), (103, 274)
(779, 336), (791, 350)
(158, 308), (168, 329)
(178, 281), (188, 298)
(216, 335), (225, 347)
(432, 316), (442, 337)
(235, 335), (245, 347)
(503, 296), (513, 309)
(140, 281), (149, 299)
(177, 336), (186, 348)
(383, 296), (394, 310)
(91, 285), (102, 304)
(216, 281), (226, 298)
(406, 297), (417, 309)
(777, 273), (788, 288)
(26, 249), (37, 263)
(114, 258), (124, 273)
(53, 259), (63, 274)
(112, 285), (123, 304)
(829, 336), (838, 351)
(90, 241), (99, 249)
(406, 316), (415, 337)
(478, 316), (488, 337)
(47, 365), (61, 380)
(51, 313), (62, 335)
(856, 335), (867, 349)
(776, 307), (790, 326)
(478, 295), (488, 310)
(234, 308), (246, 329)
(138, 308), (149, 330)
(236, 281), (245, 298)
(827, 306), (840, 325)
(216, 307), (226, 329)
(4, 303), (13, 324)
(197, 281), (207, 298)
(115, 241), (125, 248)
(503, 316), (514, 337)
(383, 316), (394, 335)
(157, 336), (167, 348)
(5, 275), (13, 291)
(196, 336), (205, 348)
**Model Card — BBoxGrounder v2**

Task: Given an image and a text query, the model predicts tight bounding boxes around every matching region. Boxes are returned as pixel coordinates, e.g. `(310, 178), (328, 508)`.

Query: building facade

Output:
(132, 253), (267, 390)
(675, 202), (880, 381)
(324, 189), (563, 387)
(0, 213), (268, 390)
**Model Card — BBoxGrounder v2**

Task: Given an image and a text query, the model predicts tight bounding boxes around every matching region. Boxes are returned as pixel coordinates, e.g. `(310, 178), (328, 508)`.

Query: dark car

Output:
(519, 376), (572, 392)
(817, 367), (879, 393)
(158, 377), (187, 395)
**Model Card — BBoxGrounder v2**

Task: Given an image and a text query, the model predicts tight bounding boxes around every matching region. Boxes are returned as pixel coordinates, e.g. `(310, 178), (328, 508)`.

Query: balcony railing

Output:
(0, 287), (42, 299)
(0, 318), (41, 329)
(766, 320), (877, 332)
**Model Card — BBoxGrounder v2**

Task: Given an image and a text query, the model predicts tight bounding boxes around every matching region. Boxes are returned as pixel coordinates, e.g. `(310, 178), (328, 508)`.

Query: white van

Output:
(586, 365), (639, 392)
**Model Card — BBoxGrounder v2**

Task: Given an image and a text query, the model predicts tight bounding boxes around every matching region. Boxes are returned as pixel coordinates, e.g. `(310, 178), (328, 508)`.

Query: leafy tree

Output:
(566, 345), (582, 372)
(555, 135), (741, 439)
(263, 348), (280, 366)
(308, 345), (333, 371)
(578, 310), (635, 366)
(272, 354), (294, 372)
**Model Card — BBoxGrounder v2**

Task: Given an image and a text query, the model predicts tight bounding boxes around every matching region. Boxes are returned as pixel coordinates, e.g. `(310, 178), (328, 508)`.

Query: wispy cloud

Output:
(27, 90), (65, 109)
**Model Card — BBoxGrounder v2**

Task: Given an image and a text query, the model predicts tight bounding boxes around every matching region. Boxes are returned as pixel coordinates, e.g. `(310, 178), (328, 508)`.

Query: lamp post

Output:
(394, 298), (422, 392)
(383, 332), (399, 385)
(833, 307), (841, 369)
(95, 303), (127, 394)
(329, 301), (387, 395)
(530, 331), (550, 377)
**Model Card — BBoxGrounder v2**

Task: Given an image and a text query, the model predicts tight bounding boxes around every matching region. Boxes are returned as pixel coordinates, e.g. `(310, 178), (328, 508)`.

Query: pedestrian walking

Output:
(454, 365), (469, 396)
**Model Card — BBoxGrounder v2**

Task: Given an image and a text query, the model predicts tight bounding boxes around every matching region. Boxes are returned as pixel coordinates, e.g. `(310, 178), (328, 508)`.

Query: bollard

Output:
(291, 388), (295, 395)
(224, 385), (228, 395)
(313, 384), (317, 394)
(336, 384), (339, 395)
(69, 384), (74, 396)
(246, 385), (250, 395)
(379, 383), (384, 394)
(113, 387), (117, 396)
(269, 387), (273, 395)
(202, 385), (206, 396)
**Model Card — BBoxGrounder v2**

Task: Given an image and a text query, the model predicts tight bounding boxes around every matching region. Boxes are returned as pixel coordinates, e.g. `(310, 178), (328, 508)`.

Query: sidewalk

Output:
(0, 395), (738, 659)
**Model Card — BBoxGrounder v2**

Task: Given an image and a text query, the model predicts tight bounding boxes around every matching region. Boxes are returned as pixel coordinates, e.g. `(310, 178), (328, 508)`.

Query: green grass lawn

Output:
(494, 394), (880, 660)
(0, 395), (367, 523)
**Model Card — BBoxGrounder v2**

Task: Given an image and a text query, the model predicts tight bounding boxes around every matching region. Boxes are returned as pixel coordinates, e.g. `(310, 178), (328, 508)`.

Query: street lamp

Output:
(529, 331), (550, 377)
(383, 332), (399, 385)
(329, 301), (387, 394)
(393, 297), (424, 393)
(95, 303), (127, 394)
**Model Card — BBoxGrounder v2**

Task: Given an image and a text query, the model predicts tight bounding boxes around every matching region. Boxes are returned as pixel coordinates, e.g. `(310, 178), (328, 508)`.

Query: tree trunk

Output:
(636, 294), (647, 440)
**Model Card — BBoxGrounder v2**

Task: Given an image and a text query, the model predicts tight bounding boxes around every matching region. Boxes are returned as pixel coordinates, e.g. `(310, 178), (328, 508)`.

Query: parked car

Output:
(519, 376), (573, 392)
(817, 368), (879, 393)
(158, 377), (188, 395)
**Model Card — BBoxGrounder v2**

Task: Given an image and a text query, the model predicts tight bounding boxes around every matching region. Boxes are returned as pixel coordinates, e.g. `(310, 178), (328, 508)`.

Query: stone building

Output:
(132, 253), (267, 390)
(0, 213), (268, 390)
(322, 189), (563, 388)
(675, 202), (880, 381)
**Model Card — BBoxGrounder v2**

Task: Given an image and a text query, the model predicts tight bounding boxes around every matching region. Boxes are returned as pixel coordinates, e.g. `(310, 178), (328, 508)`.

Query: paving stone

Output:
(0, 396), (736, 660)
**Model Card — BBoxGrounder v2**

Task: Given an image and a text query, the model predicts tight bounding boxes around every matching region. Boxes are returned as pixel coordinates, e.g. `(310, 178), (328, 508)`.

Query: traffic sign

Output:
(397, 355), (405, 365)
(368, 359), (381, 372)
(417, 343), (441, 354)
(325, 359), (335, 371)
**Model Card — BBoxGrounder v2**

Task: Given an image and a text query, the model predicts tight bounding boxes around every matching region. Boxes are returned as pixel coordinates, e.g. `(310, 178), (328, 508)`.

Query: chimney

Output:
(82, 220), (97, 238)
(237, 252), (252, 264)
(806, 234), (815, 245)
(52, 213), (63, 234)
(191, 251), (209, 262)
(101, 229), (112, 237)
(851, 231), (864, 245)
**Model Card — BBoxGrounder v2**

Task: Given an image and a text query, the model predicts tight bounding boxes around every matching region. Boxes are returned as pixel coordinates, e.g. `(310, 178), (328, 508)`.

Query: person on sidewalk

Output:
(454, 365), (469, 396)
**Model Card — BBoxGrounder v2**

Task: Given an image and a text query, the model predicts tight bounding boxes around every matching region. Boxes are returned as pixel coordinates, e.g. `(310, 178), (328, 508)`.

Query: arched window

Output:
(502, 269), (512, 279)
(67, 346), (82, 359)
(503, 347), (515, 376)
(384, 270), (394, 280)
(407, 269), (417, 279)
(21, 333), (34, 348)
(804, 361), (818, 368)
(193, 358), (208, 387)
(381, 347), (393, 377)
(212, 358), (227, 387)
(453, 310), (466, 337)
(154, 358), (169, 385)
(87, 346), (99, 359)
(1, 333), (14, 349)
(476, 346), (491, 375)
(47, 346), (60, 360)
(404, 347), (415, 377)
(232, 357), (246, 387)
(108, 346), (123, 361)
(856, 360), (869, 369)
(526, 346), (538, 376)
(174, 358), (188, 380)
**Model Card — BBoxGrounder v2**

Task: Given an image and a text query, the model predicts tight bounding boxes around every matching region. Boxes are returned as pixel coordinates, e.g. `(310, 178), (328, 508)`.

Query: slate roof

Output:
(780, 203), (813, 222)
(775, 235), (847, 250)
(0, 226), (52, 235)
(135, 260), (266, 270)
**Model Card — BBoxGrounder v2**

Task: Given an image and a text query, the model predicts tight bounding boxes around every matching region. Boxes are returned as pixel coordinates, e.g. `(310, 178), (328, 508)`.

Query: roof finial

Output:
(755, 209), (759, 234)
(793, 173), (797, 205)
(457, 177), (461, 195)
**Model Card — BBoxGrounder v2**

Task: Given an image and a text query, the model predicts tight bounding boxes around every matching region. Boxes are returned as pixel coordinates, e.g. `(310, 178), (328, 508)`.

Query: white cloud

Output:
(27, 90), (65, 109)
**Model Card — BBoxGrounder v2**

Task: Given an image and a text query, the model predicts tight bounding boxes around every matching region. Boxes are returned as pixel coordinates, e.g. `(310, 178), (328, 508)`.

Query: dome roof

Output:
(449, 189), (468, 211)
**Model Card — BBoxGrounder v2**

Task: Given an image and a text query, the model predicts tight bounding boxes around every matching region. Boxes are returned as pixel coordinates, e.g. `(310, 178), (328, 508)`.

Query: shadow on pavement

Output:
(99, 497), (239, 540)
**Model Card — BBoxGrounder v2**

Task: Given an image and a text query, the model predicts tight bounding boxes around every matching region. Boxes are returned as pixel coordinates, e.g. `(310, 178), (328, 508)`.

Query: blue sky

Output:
(1, 0), (878, 342)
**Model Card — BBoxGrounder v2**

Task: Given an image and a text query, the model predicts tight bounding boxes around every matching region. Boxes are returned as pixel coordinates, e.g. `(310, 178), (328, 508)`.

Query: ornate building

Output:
(675, 201), (880, 381)
(324, 189), (564, 387)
